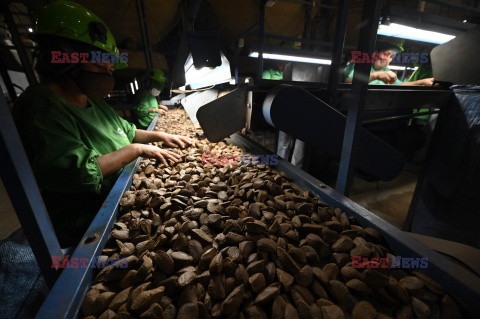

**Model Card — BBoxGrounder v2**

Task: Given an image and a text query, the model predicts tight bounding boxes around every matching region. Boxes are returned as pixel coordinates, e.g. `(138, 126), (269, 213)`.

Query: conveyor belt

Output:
(37, 120), (480, 319)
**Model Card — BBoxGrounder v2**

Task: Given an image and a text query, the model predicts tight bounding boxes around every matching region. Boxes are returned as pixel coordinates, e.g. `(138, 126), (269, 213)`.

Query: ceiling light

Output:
(134, 79), (139, 90)
(130, 82), (135, 93)
(28, 28), (33, 32)
(463, 19), (467, 23)
(378, 23), (455, 44)
(249, 52), (332, 65)
(184, 52), (232, 89)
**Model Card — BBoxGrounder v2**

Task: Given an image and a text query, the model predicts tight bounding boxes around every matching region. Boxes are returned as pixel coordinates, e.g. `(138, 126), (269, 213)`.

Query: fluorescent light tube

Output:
(130, 82), (135, 93)
(378, 23), (455, 44)
(249, 52), (332, 65)
(134, 79), (139, 90)
(388, 65), (418, 71)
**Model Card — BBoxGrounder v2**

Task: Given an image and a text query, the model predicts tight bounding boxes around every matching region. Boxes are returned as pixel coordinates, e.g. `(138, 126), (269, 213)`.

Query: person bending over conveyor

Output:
(13, 1), (192, 247)
(344, 36), (434, 86)
(133, 68), (169, 129)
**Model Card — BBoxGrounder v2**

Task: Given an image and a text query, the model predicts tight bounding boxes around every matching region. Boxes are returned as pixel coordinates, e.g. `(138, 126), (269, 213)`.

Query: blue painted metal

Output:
(0, 93), (63, 287)
(35, 115), (159, 319)
(327, 0), (350, 99)
(230, 133), (480, 318)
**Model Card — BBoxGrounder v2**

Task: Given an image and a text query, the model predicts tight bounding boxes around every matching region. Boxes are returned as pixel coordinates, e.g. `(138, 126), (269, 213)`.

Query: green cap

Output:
(146, 69), (166, 89)
(34, 1), (127, 69)
(376, 36), (405, 53)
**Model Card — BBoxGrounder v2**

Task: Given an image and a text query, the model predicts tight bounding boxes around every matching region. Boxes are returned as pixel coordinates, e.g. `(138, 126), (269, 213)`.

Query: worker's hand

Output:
(138, 144), (181, 166)
(158, 104), (168, 111)
(418, 78), (434, 86)
(374, 71), (397, 84)
(159, 132), (193, 148)
(148, 108), (166, 115)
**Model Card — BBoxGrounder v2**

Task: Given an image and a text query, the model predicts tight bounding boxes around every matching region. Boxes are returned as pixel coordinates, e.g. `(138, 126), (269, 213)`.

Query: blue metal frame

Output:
(0, 93), (63, 287)
(36, 116), (159, 319)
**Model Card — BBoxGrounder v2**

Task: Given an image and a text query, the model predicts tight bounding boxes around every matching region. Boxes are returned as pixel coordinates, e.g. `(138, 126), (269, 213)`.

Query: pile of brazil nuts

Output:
(81, 109), (462, 319)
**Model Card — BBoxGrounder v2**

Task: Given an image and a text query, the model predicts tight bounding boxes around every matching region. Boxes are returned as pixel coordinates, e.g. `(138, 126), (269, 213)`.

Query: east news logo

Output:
(352, 256), (429, 269)
(51, 51), (128, 64)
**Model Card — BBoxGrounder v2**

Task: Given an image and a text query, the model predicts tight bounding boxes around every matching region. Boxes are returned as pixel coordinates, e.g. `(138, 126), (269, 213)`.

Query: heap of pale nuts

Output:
(81, 109), (462, 319)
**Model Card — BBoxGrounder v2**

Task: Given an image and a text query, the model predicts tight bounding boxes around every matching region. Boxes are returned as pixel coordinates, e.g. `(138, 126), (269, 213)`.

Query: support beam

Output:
(135, 0), (154, 70)
(0, 56), (18, 102)
(336, 0), (383, 195)
(0, 1), (37, 85)
(0, 92), (63, 287)
(328, 0), (350, 99)
(257, 0), (266, 80)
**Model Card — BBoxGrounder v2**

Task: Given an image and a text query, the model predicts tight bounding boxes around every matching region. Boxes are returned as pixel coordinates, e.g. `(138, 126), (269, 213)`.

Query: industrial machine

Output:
(22, 25), (480, 318)
(1, 1), (480, 318)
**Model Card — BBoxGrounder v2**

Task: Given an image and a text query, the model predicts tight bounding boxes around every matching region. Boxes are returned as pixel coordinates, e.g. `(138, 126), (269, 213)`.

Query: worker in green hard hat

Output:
(133, 68), (169, 129)
(13, 1), (192, 247)
(344, 36), (434, 86)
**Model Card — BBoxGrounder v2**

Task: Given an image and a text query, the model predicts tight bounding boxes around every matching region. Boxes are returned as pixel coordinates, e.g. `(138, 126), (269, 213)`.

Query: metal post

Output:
(0, 55), (18, 102)
(0, 92), (63, 287)
(336, 0), (383, 195)
(235, 40), (241, 84)
(257, 0), (266, 79)
(135, 0), (154, 70)
(1, 1), (37, 85)
(328, 0), (350, 99)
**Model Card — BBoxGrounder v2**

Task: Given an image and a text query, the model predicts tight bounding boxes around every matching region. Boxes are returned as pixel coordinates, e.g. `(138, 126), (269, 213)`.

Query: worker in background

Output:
(133, 68), (169, 129)
(344, 36), (434, 86)
(13, 1), (192, 247)
(262, 60), (286, 80)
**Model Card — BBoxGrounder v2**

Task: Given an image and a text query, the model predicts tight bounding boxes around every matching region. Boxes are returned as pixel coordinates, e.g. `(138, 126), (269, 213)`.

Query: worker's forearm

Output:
(400, 80), (423, 85)
(133, 130), (166, 144)
(148, 108), (158, 113)
(96, 144), (140, 177)
(369, 73), (378, 83)
(345, 73), (377, 83)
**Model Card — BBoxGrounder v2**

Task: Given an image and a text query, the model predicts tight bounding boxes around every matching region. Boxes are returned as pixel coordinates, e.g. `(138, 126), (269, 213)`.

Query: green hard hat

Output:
(376, 36), (405, 53)
(34, 1), (127, 69)
(146, 69), (166, 89)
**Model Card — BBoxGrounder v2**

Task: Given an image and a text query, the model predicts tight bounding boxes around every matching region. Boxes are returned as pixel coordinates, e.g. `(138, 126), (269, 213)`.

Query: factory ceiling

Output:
(1, 0), (478, 72)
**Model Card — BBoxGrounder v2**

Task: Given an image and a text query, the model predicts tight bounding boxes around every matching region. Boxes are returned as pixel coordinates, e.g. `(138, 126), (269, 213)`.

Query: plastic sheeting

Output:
(411, 85), (480, 249)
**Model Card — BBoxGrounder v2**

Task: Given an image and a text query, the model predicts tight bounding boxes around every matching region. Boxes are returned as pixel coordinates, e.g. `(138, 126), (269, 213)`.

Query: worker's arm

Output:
(96, 143), (181, 176)
(401, 78), (434, 86)
(133, 130), (193, 148)
(345, 71), (397, 84)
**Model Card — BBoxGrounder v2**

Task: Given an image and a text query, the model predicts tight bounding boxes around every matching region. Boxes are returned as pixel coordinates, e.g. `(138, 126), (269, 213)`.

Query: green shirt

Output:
(344, 64), (403, 85)
(134, 89), (158, 129)
(13, 84), (136, 246)
(262, 69), (284, 80)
